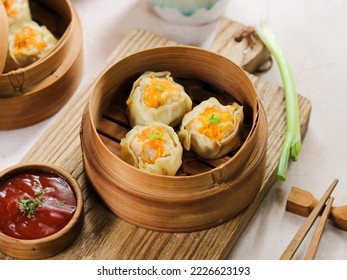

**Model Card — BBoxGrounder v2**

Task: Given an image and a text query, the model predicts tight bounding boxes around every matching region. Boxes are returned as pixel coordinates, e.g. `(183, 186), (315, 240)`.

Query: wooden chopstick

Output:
(304, 196), (334, 260)
(279, 179), (339, 260)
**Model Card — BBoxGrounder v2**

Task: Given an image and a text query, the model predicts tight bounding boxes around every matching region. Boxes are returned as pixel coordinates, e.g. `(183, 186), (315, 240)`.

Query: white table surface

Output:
(1, 0), (347, 260)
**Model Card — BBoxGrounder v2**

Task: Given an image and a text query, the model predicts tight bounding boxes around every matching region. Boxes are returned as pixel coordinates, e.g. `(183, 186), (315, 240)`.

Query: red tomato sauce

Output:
(0, 169), (76, 240)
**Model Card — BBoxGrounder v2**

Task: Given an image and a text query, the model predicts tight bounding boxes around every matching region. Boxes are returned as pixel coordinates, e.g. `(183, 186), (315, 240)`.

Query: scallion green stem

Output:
(255, 18), (301, 181)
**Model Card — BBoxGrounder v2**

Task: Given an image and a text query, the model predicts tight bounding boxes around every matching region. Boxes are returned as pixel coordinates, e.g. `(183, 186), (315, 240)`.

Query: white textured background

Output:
(1, 0), (346, 259)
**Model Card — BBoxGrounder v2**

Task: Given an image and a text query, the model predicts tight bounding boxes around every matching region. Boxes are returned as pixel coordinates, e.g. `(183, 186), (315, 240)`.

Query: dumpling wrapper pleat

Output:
(178, 97), (244, 159)
(120, 123), (183, 176)
(3, 0), (32, 26)
(126, 71), (192, 128)
(8, 20), (58, 68)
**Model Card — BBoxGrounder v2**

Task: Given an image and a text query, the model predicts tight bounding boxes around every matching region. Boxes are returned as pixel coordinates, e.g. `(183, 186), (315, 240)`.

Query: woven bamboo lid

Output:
(0, 2), (9, 74)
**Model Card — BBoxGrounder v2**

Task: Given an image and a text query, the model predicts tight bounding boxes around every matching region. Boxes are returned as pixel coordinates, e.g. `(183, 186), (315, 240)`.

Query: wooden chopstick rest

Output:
(304, 196), (334, 260)
(279, 179), (339, 260)
(286, 186), (347, 231)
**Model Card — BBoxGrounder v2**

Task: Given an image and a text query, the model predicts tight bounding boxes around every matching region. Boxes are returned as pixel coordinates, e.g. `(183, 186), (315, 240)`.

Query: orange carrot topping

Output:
(139, 126), (166, 163)
(13, 25), (47, 55)
(143, 74), (180, 108)
(197, 107), (234, 141)
(3, 0), (17, 17)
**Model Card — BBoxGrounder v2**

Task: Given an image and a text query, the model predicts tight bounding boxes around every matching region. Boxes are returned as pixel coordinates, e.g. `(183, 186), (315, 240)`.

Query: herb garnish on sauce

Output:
(18, 197), (42, 219)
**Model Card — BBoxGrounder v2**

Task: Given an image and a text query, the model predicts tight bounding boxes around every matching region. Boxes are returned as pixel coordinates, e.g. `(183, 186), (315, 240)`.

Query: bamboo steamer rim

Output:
(82, 102), (267, 201)
(81, 104), (268, 232)
(0, 2), (8, 74)
(85, 46), (265, 196)
(0, 0), (74, 94)
(0, 162), (84, 259)
(91, 46), (260, 123)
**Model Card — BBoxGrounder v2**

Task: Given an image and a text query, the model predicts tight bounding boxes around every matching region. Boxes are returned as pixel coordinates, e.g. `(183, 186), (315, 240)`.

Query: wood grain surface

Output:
(286, 187), (347, 231)
(0, 18), (312, 260)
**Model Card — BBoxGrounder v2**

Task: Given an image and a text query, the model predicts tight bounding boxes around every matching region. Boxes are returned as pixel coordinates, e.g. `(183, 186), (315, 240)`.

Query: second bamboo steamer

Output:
(0, 0), (83, 130)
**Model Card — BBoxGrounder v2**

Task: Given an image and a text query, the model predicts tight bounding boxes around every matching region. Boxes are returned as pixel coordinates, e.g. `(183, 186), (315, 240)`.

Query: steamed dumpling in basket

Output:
(7, 20), (58, 68)
(178, 97), (244, 159)
(120, 123), (183, 175)
(2, 0), (32, 26)
(126, 71), (192, 127)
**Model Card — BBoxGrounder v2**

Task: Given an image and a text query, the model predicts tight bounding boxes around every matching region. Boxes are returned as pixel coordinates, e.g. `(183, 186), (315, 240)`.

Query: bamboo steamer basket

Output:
(0, 162), (84, 259)
(0, 0), (83, 130)
(80, 46), (268, 232)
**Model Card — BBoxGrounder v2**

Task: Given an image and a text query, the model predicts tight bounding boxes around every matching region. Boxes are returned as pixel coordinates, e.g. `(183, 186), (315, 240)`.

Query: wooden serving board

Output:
(1, 18), (311, 260)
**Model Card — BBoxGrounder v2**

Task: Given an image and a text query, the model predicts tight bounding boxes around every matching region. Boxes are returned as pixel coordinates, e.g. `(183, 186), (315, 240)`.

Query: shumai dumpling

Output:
(126, 71), (192, 128)
(178, 97), (244, 159)
(120, 123), (183, 175)
(8, 20), (58, 68)
(2, 0), (32, 26)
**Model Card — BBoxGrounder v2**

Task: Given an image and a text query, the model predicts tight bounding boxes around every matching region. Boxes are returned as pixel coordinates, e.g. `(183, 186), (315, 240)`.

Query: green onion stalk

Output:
(255, 19), (301, 181)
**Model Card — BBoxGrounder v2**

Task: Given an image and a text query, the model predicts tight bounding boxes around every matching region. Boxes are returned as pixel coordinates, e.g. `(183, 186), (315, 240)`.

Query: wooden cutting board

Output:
(1, 18), (311, 260)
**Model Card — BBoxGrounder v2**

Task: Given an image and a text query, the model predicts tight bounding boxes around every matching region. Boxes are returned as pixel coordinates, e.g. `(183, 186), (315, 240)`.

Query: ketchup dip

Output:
(0, 169), (76, 240)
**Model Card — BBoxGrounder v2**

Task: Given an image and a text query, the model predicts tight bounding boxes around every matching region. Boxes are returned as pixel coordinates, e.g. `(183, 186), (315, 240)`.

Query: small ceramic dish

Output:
(0, 162), (84, 259)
